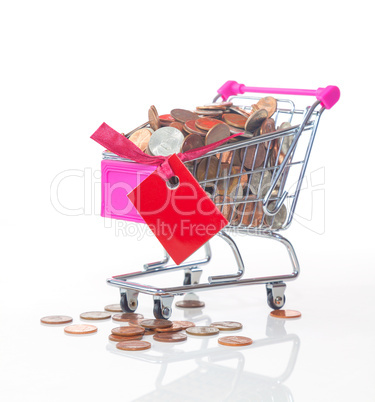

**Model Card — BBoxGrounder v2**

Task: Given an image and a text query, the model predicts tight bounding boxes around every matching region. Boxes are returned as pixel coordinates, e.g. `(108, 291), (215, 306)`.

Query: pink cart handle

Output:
(217, 80), (340, 109)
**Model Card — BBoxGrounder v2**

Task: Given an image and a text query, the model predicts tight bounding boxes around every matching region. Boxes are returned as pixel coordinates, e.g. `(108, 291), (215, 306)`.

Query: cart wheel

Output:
(120, 292), (138, 313)
(153, 299), (172, 320)
(183, 272), (192, 286)
(267, 290), (286, 310)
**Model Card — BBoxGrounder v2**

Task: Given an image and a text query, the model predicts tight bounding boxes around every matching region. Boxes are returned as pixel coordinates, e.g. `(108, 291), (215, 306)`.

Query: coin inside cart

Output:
(270, 310), (302, 319)
(173, 321), (195, 330)
(116, 340), (151, 351)
(218, 336), (253, 347)
(40, 315), (73, 325)
(186, 326), (219, 336)
(80, 311), (112, 320)
(64, 324), (98, 335)
(155, 322), (183, 333)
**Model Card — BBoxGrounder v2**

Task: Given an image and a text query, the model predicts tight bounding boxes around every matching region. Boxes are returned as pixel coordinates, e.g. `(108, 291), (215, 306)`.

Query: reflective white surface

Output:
(1, 0), (374, 400)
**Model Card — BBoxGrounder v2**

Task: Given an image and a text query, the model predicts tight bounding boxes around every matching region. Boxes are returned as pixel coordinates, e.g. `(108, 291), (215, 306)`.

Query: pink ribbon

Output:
(91, 122), (243, 181)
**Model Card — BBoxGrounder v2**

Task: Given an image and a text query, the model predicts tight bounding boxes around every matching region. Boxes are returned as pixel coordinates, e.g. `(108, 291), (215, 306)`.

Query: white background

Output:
(1, 1), (374, 401)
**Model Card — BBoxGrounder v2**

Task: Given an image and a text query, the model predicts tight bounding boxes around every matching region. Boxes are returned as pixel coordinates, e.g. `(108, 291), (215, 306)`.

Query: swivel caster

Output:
(153, 295), (174, 320)
(120, 290), (139, 313)
(266, 282), (286, 310)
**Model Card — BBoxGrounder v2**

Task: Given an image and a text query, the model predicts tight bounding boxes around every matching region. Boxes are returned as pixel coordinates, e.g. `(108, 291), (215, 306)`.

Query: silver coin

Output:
(265, 202), (287, 229)
(148, 127), (185, 156)
(249, 169), (272, 197)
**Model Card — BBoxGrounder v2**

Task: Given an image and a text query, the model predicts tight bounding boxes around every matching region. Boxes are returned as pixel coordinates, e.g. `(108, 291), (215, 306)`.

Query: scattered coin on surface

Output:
(112, 313), (144, 322)
(186, 326), (219, 336)
(111, 326), (145, 337)
(140, 319), (173, 329)
(116, 340), (151, 351)
(270, 310), (301, 319)
(108, 334), (143, 342)
(64, 324), (98, 335)
(210, 321), (243, 331)
(155, 322), (183, 333)
(175, 300), (205, 309)
(80, 311), (112, 320)
(104, 304), (122, 313)
(218, 336), (253, 347)
(173, 321), (195, 330)
(153, 332), (187, 343)
(40, 315), (73, 325)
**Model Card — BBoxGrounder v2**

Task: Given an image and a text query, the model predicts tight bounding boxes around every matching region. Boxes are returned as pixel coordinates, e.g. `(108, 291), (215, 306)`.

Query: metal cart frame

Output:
(103, 82), (339, 319)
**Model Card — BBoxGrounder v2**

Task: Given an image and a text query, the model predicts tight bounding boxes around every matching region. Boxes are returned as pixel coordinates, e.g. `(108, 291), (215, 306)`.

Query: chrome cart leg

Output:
(153, 295), (174, 320)
(208, 231), (245, 283)
(120, 288), (139, 313)
(183, 267), (203, 286)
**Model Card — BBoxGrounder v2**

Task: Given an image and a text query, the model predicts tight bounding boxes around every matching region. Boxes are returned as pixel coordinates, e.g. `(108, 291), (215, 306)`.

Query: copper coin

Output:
(159, 114), (175, 124)
(112, 313), (144, 322)
(80, 311), (112, 320)
(116, 340), (151, 351)
(260, 118), (276, 149)
(214, 195), (236, 222)
(240, 145), (266, 169)
(171, 109), (199, 123)
(244, 109), (268, 132)
(270, 309), (301, 319)
(218, 336), (253, 347)
(181, 133), (204, 153)
(194, 109), (223, 117)
(170, 121), (185, 132)
(148, 105), (161, 131)
(229, 106), (251, 118)
(205, 123), (231, 146)
(104, 304), (122, 313)
(236, 195), (264, 227)
(256, 97), (277, 118)
(108, 334), (143, 342)
(196, 156), (219, 182)
(184, 120), (207, 136)
(153, 332), (187, 343)
(175, 300), (205, 308)
(111, 326), (145, 336)
(210, 321), (243, 331)
(173, 320), (195, 330)
(128, 128), (152, 152)
(195, 117), (224, 131)
(140, 319), (173, 329)
(64, 324), (97, 335)
(128, 320), (156, 335)
(196, 103), (229, 111)
(155, 322), (183, 333)
(222, 113), (247, 129)
(186, 326), (219, 336)
(40, 315), (73, 325)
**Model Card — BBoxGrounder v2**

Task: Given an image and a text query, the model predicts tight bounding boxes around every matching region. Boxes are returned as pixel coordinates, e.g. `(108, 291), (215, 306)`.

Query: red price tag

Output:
(127, 154), (228, 265)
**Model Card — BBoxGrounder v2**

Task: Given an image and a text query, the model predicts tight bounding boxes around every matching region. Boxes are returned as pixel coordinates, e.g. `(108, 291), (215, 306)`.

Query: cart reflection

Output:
(106, 311), (300, 401)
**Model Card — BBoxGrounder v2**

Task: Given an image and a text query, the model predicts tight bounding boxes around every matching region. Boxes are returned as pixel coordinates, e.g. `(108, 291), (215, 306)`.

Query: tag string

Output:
(91, 123), (243, 181)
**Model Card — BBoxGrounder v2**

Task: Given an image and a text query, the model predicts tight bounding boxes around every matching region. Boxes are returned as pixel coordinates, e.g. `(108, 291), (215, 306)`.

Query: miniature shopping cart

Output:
(101, 81), (340, 319)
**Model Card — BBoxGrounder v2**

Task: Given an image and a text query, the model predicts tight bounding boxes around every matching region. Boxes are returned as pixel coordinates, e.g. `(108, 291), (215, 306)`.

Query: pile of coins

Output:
(122, 97), (295, 229)
(41, 305), (301, 351)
